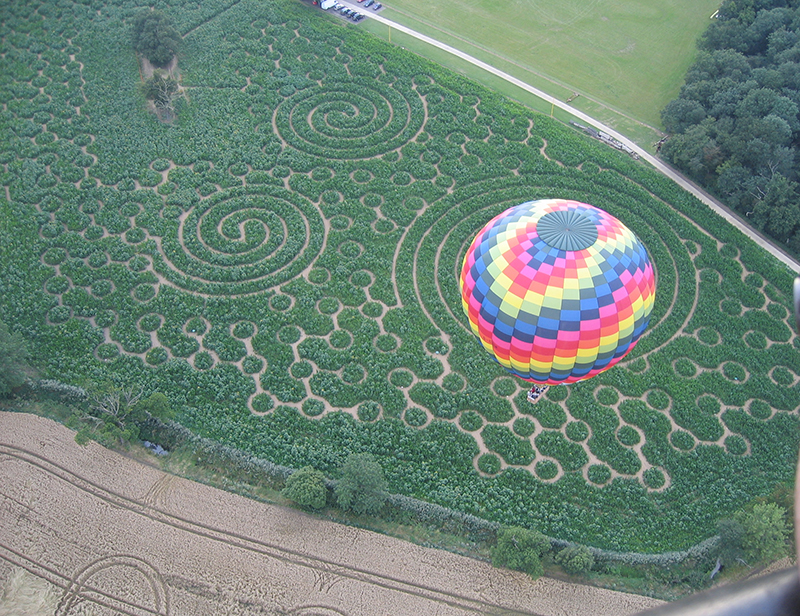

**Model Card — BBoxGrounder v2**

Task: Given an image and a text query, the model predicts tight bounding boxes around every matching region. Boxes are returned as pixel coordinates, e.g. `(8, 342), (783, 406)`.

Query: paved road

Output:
(330, 4), (800, 274)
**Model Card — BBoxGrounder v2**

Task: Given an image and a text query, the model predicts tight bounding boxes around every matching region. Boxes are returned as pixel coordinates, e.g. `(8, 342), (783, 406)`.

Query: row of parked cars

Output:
(330, 3), (362, 20)
(330, 0), (382, 21)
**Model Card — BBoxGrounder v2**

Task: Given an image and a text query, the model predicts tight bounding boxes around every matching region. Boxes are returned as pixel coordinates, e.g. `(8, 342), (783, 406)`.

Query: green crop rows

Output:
(1, 0), (799, 552)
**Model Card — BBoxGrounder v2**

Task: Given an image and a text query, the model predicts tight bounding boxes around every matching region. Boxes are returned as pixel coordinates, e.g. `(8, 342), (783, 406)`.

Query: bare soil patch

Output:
(0, 411), (664, 616)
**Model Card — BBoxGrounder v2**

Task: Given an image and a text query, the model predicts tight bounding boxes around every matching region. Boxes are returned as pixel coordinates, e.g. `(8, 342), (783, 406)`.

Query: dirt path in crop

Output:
(0, 412), (663, 616)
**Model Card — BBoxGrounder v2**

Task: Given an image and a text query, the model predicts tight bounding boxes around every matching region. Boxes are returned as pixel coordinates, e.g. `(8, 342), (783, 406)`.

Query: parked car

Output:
(364, 0), (374, 7)
(342, 8), (351, 15)
(372, 2), (381, 9)
(355, 13), (365, 20)
(351, 11), (361, 19)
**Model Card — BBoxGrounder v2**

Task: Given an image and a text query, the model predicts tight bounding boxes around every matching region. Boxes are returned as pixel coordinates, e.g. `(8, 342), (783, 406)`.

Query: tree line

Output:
(660, 0), (800, 250)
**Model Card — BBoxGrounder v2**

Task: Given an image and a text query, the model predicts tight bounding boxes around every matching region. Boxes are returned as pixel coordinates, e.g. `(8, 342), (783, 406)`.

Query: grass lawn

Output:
(365, 0), (721, 139)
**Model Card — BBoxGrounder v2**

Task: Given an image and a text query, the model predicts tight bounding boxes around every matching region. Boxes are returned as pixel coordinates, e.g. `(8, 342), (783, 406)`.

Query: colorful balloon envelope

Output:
(459, 199), (655, 384)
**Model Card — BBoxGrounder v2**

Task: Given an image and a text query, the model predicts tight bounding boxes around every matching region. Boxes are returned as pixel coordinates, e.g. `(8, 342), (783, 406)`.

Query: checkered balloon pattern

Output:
(459, 199), (655, 384)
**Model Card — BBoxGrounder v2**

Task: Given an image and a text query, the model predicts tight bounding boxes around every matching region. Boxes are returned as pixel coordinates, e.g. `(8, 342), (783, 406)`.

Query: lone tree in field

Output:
(282, 466), (328, 510)
(0, 319), (29, 396)
(142, 72), (182, 115)
(132, 11), (181, 67)
(492, 526), (550, 580)
(334, 452), (387, 515)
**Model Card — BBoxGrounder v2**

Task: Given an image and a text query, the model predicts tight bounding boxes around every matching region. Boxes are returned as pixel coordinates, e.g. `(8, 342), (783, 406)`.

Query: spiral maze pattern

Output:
(275, 81), (424, 159)
(153, 187), (324, 296)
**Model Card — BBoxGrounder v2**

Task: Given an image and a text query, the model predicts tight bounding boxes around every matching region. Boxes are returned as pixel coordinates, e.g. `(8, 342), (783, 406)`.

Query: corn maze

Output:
(1, 0), (799, 552)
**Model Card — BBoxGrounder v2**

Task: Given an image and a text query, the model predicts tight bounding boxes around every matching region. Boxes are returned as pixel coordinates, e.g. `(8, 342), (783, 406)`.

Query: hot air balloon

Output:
(459, 199), (655, 388)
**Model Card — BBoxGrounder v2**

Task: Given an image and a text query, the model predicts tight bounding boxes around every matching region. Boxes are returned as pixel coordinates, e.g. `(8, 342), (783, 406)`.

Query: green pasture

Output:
(365, 0), (721, 140)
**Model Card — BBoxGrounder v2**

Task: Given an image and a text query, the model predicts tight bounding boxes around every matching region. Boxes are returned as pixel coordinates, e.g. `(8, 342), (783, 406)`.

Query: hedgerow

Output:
(1, 0), (798, 554)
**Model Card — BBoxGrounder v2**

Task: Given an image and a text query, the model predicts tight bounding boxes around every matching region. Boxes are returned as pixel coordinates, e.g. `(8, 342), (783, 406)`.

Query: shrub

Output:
(647, 390), (670, 410)
(233, 321), (255, 339)
(375, 334), (397, 352)
(334, 452), (387, 515)
(442, 373), (464, 392)
(282, 466), (327, 509)
(242, 356), (263, 374)
(329, 330), (351, 349)
(278, 326), (301, 344)
(748, 400), (772, 420)
(546, 386), (568, 402)
(735, 503), (789, 564)
(146, 347), (168, 365)
(492, 526), (549, 579)
(674, 358), (696, 377)
(484, 424), (535, 465)
(723, 362), (746, 382)
(555, 545), (594, 575)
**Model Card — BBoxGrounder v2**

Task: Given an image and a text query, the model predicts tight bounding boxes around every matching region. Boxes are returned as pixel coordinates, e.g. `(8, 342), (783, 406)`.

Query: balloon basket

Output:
(526, 385), (549, 404)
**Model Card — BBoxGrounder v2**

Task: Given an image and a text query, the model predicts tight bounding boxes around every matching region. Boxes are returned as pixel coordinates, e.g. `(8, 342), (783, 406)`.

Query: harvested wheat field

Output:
(0, 411), (663, 616)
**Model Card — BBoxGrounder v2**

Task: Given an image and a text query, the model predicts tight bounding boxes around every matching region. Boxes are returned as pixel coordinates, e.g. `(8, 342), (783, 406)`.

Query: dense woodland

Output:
(661, 0), (800, 248)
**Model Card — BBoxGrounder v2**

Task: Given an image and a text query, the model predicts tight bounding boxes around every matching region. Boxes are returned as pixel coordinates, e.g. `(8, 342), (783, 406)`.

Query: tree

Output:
(282, 466), (328, 510)
(132, 392), (174, 422)
(334, 452), (387, 515)
(0, 319), (29, 396)
(555, 544), (595, 575)
(717, 517), (746, 565)
(132, 11), (181, 67)
(75, 388), (174, 447)
(142, 72), (182, 115)
(491, 526), (550, 580)
(735, 502), (790, 564)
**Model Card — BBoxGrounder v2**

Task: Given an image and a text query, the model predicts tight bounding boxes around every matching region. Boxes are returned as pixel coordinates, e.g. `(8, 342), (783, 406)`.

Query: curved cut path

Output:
(0, 412), (664, 616)
(346, 6), (800, 274)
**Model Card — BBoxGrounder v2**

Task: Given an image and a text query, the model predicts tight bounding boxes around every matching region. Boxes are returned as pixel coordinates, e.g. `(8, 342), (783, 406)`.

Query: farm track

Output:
(0, 412), (664, 616)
